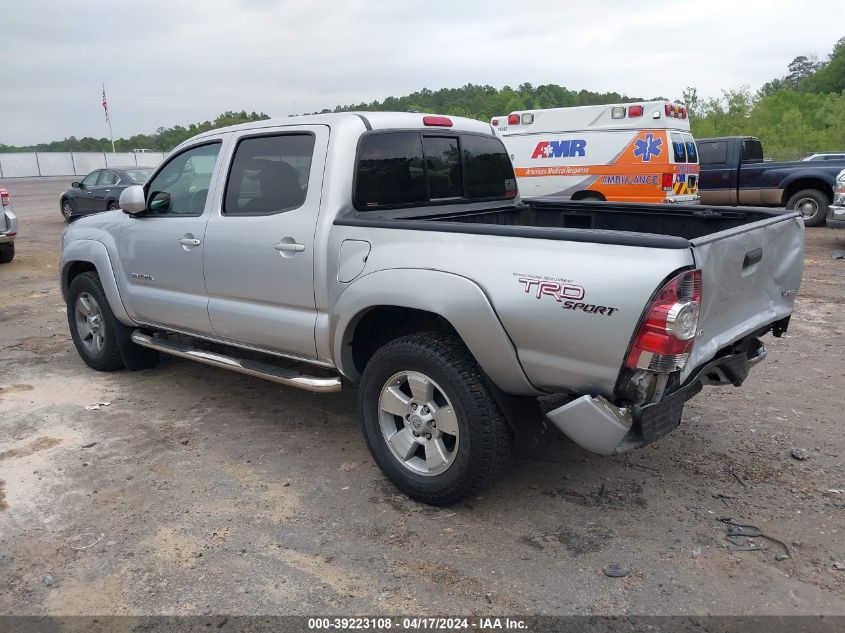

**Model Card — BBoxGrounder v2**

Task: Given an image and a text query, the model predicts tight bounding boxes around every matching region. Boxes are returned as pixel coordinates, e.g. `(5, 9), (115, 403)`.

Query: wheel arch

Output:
(781, 176), (834, 206)
(331, 269), (539, 395)
(571, 190), (606, 201)
(61, 239), (135, 325)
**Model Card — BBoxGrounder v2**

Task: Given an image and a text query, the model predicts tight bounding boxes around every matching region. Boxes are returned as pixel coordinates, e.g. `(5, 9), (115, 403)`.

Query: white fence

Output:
(0, 152), (166, 178)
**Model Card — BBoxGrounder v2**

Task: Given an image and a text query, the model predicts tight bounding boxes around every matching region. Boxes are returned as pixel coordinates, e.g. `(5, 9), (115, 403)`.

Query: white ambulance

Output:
(491, 101), (700, 204)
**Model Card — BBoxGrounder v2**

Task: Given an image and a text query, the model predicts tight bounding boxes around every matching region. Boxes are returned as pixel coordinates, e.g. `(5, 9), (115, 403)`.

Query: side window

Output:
(356, 132), (427, 208)
(698, 141), (728, 165)
(683, 133), (698, 163)
(99, 170), (118, 186)
(671, 132), (687, 163)
(145, 143), (221, 216)
(224, 134), (315, 216)
(423, 137), (462, 199)
(81, 171), (100, 187)
(462, 134), (517, 199)
(741, 139), (764, 163)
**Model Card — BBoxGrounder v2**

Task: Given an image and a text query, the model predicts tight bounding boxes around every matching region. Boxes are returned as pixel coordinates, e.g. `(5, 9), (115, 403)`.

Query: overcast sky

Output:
(1, 0), (843, 145)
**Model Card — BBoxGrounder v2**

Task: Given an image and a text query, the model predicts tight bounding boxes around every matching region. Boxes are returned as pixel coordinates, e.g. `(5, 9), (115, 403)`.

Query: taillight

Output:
(423, 116), (453, 127)
(628, 105), (643, 117)
(661, 173), (674, 190)
(508, 114), (520, 125)
(626, 270), (702, 373)
(491, 118), (499, 126)
(0, 189), (9, 207)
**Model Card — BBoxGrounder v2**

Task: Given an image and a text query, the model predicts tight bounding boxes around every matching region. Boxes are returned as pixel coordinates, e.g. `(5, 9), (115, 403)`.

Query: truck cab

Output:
(697, 136), (845, 226)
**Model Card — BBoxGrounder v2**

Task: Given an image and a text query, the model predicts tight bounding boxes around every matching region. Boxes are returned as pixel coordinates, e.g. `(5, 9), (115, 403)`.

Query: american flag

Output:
(102, 85), (109, 121)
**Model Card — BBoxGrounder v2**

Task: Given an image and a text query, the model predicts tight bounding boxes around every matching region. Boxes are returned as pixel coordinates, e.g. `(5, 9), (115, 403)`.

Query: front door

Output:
(203, 126), (328, 359)
(117, 141), (225, 335)
(77, 170), (100, 213)
(92, 169), (119, 211)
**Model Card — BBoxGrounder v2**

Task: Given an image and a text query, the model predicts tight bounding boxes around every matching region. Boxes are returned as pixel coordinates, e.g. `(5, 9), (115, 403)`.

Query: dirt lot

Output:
(1, 176), (844, 616)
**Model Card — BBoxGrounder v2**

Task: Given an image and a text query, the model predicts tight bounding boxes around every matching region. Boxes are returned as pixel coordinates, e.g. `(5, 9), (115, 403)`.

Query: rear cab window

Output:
(355, 131), (516, 210)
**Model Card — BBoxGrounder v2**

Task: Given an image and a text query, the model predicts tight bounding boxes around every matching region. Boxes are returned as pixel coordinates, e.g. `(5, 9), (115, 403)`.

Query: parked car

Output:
(828, 168), (845, 229)
(697, 136), (845, 226)
(60, 167), (154, 221)
(0, 187), (17, 263)
(60, 113), (803, 504)
(801, 152), (845, 162)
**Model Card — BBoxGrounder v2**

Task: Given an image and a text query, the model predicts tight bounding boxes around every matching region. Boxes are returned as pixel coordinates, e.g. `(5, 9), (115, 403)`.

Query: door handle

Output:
(179, 238), (201, 247)
(274, 242), (305, 253)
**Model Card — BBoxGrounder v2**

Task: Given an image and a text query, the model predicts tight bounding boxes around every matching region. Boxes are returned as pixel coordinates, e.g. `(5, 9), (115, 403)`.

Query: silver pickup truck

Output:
(60, 113), (804, 504)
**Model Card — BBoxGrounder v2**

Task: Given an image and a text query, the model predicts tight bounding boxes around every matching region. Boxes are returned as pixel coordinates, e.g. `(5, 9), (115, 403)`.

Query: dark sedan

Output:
(60, 166), (154, 220)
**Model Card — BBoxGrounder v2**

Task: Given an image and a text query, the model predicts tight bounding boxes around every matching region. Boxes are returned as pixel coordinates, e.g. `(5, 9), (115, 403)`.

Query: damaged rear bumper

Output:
(545, 336), (769, 455)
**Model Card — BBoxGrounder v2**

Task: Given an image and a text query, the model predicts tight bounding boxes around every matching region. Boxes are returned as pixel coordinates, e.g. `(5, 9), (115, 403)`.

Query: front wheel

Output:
(787, 189), (828, 227)
(67, 272), (125, 371)
(61, 198), (74, 221)
(0, 242), (14, 264)
(358, 332), (512, 505)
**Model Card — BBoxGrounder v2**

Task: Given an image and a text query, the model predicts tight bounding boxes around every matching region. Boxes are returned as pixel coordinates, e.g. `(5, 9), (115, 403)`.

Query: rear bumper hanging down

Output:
(545, 337), (768, 455)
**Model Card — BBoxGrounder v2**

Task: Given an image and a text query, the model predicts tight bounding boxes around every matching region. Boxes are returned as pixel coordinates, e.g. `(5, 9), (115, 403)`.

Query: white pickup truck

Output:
(60, 113), (804, 504)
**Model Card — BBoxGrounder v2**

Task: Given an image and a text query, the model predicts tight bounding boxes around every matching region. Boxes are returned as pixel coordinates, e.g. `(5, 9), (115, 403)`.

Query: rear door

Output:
(202, 125), (328, 359)
(697, 140), (737, 205)
(684, 213), (804, 381)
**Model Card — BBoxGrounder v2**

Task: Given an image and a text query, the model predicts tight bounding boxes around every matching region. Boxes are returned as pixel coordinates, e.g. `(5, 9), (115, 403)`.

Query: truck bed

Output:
(423, 198), (784, 241)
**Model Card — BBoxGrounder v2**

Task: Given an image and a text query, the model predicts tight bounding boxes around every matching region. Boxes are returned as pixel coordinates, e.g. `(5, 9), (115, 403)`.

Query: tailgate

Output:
(683, 213), (804, 382)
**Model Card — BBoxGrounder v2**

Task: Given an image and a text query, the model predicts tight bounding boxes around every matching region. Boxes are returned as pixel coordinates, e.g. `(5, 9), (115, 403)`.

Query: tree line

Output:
(683, 37), (845, 160)
(3, 36), (844, 159)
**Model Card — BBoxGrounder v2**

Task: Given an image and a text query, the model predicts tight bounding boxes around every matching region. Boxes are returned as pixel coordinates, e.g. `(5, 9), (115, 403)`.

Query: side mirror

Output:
(119, 185), (146, 215)
(71, 181), (81, 189)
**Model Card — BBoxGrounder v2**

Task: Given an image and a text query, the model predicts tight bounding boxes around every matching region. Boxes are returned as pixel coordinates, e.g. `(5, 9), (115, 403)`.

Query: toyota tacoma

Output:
(60, 113), (804, 504)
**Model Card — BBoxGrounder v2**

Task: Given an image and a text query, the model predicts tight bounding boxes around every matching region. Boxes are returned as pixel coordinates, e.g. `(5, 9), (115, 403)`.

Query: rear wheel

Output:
(0, 242), (14, 264)
(787, 189), (828, 227)
(575, 192), (604, 202)
(358, 332), (512, 505)
(61, 198), (74, 221)
(107, 201), (118, 211)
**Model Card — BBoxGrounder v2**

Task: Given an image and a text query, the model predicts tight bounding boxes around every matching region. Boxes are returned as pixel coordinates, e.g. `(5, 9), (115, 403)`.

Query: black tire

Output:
(358, 332), (513, 505)
(67, 272), (125, 371)
(0, 242), (14, 264)
(786, 189), (828, 227)
(576, 192), (604, 202)
(107, 201), (118, 211)
(61, 198), (75, 221)
(66, 271), (159, 371)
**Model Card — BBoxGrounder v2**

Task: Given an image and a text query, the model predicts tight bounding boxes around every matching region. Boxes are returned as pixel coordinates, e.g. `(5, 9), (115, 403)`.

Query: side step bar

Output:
(130, 331), (342, 394)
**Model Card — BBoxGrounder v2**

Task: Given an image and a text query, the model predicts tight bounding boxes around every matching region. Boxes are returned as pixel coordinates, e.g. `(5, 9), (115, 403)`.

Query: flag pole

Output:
(103, 83), (115, 153)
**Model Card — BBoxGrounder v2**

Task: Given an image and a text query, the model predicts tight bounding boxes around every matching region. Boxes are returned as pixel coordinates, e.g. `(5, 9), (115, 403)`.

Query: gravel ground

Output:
(1, 177), (844, 616)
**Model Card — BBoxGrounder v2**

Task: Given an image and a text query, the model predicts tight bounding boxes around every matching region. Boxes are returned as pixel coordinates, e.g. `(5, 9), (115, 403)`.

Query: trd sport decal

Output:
(517, 276), (619, 316)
